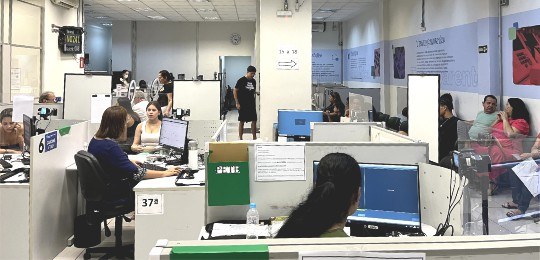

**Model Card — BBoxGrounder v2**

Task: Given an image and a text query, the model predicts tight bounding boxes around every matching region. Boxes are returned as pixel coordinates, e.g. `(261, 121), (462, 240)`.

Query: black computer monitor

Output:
(348, 163), (421, 236)
(277, 109), (323, 141)
(159, 118), (189, 151)
(23, 114), (36, 150)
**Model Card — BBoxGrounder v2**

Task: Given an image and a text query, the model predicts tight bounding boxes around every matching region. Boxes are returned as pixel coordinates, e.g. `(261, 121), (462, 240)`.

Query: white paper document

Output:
(12, 95), (34, 122)
(211, 223), (269, 237)
(512, 158), (540, 197)
(90, 94), (112, 123)
(255, 143), (305, 181)
(299, 251), (426, 260)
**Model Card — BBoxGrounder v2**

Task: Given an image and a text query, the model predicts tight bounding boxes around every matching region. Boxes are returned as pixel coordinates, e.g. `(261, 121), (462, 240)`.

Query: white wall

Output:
(112, 21), (255, 85)
(111, 21), (132, 72)
(84, 24), (112, 72)
(43, 1), (84, 97)
(312, 22), (340, 49)
(258, 0), (312, 139)
(199, 22), (255, 78)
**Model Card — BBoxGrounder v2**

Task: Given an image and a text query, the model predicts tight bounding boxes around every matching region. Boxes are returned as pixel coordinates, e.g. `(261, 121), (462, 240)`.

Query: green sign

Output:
(171, 245), (269, 260)
(207, 161), (250, 206)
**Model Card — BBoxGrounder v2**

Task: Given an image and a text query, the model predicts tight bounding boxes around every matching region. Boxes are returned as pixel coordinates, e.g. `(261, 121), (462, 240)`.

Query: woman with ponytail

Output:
(275, 153), (362, 238)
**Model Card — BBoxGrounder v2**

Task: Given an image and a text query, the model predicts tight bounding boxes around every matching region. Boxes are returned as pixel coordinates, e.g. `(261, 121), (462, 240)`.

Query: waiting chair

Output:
(74, 150), (134, 259)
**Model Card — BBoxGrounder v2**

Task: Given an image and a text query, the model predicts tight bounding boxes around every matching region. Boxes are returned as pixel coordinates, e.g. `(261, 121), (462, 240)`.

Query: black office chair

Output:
(74, 150), (134, 259)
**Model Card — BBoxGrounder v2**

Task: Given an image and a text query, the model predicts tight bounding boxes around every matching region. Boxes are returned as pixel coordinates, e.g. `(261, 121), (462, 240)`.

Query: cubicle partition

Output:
(370, 125), (417, 143)
(173, 80), (221, 120)
(29, 121), (89, 259)
(154, 234), (540, 260)
(206, 141), (429, 223)
(210, 119), (227, 143)
(63, 73), (112, 120)
(187, 120), (224, 153)
(311, 122), (382, 142)
(0, 102), (64, 119)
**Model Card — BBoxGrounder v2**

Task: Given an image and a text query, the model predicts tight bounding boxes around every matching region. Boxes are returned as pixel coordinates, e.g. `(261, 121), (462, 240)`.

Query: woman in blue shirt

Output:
(88, 106), (179, 191)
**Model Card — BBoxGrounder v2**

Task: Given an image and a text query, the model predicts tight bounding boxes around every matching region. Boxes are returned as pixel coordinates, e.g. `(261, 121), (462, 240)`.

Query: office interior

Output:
(0, 0), (539, 259)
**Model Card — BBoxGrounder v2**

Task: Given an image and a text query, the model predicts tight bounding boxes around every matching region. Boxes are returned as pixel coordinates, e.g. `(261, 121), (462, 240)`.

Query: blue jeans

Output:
(509, 169), (534, 213)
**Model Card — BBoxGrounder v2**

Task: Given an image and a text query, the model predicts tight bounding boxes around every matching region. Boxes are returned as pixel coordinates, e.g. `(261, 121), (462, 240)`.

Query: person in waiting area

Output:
(131, 101), (162, 153)
(468, 95), (498, 140)
(234, 65), (259, 140)
(275, 153), (362, 238)
(474, 98), (530, 195)
(324, 92), (345, 122)
(39, 91), (57, 103)
(0, 108), (24, 153)
(88, 106), (179, 192)
(503, 132), (540, 218)
(438, 93), (460, 168)
(157, 70), (174, 117)
(132, 91), (149, 122)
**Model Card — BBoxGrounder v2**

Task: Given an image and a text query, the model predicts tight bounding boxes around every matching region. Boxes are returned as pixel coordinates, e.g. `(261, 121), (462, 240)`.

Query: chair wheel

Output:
(83, 252), (91, 259)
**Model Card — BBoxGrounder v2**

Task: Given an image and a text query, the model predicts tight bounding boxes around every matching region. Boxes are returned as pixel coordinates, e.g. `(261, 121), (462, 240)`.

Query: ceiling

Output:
(84, 0), (378, 25)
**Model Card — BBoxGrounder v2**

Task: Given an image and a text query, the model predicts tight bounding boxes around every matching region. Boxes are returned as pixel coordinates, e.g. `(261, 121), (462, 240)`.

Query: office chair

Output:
(379, 113), (390, 124)
(74, 151), (134, 259)
(387, 117), (401, 131)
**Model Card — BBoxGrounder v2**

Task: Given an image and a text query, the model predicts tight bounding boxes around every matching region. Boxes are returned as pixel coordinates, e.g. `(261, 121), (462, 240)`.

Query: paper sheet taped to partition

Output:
(255, 143), (305, 181)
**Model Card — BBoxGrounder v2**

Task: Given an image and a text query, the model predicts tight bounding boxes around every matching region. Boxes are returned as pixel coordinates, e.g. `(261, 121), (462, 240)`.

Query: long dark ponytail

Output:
(275, 153), (361, 238)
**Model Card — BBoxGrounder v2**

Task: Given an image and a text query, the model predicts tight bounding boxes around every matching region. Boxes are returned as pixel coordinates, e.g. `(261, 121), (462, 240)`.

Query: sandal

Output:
(506, 210), (523, 218)
(501, 202), (518, 209)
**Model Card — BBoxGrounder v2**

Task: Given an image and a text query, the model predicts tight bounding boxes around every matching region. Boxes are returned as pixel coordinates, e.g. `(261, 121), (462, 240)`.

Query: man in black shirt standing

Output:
(234, 66), (258, 140)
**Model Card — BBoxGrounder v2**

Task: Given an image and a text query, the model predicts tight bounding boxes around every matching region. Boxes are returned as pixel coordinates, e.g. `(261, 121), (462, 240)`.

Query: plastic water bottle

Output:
(246, 203), (259, 239)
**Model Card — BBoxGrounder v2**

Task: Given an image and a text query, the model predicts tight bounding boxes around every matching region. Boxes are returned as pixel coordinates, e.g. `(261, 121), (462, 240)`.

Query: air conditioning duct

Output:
(312, 22), (326, 32)
(50, 0), (79, 9)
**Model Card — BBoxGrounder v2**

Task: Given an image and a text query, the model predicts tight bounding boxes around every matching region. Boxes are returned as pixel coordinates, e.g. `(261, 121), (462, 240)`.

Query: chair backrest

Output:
(387, 117), (401, 131)
(74, 150), (109, 202)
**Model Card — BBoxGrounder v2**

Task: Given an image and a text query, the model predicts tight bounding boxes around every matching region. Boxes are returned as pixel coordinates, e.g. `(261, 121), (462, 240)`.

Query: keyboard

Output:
(143, 163), (167, 171)
(0, 159), (13, 169)
(0, 168), (29, 183)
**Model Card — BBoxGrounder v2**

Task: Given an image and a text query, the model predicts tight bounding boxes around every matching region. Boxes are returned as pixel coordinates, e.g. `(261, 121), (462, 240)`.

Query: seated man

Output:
(468, 95), (498, 140)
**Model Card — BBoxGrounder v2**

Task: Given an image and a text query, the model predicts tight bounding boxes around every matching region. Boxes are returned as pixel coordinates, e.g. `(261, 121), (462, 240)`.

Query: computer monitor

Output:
(348, 163), (421, 236)
(159, 118), (189, 151)
(23, 114), (36, 150)
(277, 110), (323, 140)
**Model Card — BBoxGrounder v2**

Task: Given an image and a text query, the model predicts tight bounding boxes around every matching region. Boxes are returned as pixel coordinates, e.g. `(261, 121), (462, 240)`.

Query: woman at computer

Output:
(323, 92), (345, 122)
(88, 106), (179, 186)
(0, 108), (24, 153)
(131, 101), (162, 153)
(275, 153), (361, 238)
(157, 70), (173, 117)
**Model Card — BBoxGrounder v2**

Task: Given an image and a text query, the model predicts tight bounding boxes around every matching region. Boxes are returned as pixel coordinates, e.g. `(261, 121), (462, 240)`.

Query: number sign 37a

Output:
(136, 194), (164, 215)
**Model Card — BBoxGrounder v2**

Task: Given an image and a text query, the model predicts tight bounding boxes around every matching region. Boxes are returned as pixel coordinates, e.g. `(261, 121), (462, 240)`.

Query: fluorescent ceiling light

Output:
(191, 0), (209, 2)
(204, 16), (220, 20)
(135, 7), (152, 12)
(318, 9), (336, 13)
(148, 15), (166, 20)
(313, 17), (325, 20)
(102, 23), (113, 26)
(94, 16), (110, 19)
(195, 8), (215, 12)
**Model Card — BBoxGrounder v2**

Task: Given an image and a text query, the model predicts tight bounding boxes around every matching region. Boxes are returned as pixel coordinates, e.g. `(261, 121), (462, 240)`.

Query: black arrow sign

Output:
(278, 60), (297, 68)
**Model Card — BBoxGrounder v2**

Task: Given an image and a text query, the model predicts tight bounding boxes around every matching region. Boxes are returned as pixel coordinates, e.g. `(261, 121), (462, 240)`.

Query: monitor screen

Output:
(23, 114), (35, 148)
(278, 110), (323, 137)
(159, 118), (188, 150)
(348, 163), (420, 228)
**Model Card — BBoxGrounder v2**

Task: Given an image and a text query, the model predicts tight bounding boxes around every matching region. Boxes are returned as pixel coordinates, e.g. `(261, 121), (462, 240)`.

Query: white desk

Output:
(133, 170), (205, 260)
(0, 157), (31, 260)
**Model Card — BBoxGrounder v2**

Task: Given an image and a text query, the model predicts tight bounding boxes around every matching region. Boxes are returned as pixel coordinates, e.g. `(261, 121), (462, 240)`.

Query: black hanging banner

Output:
(58, 26), (83, 54)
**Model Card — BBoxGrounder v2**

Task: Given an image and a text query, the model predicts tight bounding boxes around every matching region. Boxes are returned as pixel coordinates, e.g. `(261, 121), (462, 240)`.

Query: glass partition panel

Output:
(11, 47), (40, 100)
(348, 93), (371, 122)
(456, 133), (540, 236)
